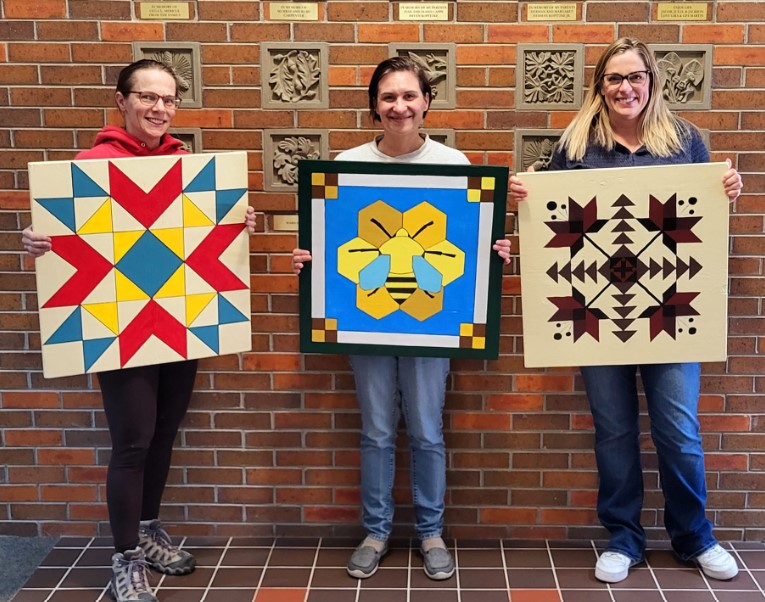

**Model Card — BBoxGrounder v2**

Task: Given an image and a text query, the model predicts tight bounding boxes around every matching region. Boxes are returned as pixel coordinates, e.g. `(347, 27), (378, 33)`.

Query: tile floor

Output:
(11, 536), (765, 601)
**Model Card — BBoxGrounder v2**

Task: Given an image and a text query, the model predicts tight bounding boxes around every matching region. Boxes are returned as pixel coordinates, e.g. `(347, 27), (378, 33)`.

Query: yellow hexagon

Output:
(401, 288), (443, 321)
(356, 285), (399, 319)
(424, 239), (465, 286)
(358, 200), (402, 247)
(337, 237), (379, 284)
(402, 201), (446, 250)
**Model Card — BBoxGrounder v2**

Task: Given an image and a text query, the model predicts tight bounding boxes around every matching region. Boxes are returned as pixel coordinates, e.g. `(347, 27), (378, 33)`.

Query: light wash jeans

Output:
(350, 355), (449, 541)
(581, 362), (716, 562)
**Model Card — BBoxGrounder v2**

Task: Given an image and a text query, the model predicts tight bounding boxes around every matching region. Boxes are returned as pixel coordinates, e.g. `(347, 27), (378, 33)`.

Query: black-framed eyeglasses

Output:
(602, 71), (651, 88)
(128, 91), (182, 109)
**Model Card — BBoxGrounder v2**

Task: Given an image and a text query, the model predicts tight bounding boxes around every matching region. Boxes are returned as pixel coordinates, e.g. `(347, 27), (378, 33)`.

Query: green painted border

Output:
(298, 159), (508, 359)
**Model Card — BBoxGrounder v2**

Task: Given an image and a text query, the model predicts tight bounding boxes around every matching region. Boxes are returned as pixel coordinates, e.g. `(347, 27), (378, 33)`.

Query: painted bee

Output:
(337, 201), (465, 321)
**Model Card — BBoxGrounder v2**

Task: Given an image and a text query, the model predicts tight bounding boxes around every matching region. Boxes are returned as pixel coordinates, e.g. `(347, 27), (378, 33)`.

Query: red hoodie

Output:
(75, 125), (187, 160)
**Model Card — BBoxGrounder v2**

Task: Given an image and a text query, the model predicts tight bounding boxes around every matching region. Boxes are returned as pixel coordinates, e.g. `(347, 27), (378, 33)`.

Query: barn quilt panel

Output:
(298, 160), (508, 358)
(518, 162), (729, 367)
(29, 151), (252, 378)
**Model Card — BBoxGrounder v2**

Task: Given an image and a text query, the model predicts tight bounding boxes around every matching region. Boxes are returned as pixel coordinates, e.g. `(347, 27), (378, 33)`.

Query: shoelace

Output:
(119, 555), (151, 593)
(148, 523), (175, 550)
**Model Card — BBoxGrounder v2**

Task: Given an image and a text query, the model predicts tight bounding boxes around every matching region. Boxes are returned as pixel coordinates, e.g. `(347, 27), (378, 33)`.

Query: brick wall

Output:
(0, 0), (763, 541)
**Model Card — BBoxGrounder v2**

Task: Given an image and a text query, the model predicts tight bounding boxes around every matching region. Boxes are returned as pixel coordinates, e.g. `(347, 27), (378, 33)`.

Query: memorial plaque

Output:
(399, 2), (450, 21)
(527, 2), (577, 21)
(139, 2), (190, 20)
(269, 2), (319, 21)
(657, 2), (708, 21)
(273, 215), (299, 231)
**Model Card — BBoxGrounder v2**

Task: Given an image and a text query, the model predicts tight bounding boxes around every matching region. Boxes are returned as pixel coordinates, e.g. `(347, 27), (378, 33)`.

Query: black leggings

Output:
(98, 360), (197, 553)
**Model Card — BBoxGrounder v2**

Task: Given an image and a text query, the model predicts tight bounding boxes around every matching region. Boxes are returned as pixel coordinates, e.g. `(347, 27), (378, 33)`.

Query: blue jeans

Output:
(350, 355), (449, 541)
(581, 363), (716, 562)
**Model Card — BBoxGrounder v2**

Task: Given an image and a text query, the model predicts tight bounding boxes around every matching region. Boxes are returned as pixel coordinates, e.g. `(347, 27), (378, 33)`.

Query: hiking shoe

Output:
(694, 544), (739, 580)
(109, 547), (157, 602)
(421, 545), (455, 580)
(346, 538), (388, 578)
(138, 519), (195, 576)
(595, 551), (638, 583)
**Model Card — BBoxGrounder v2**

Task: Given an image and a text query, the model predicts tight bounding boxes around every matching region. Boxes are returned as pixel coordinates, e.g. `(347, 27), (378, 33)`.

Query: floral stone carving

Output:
(514, 129), (563, 175)
(263, 130), (329, 191)
(650, 45), (712, 110)
(261, 43), (329, 109)
(517, 44), (583, 110)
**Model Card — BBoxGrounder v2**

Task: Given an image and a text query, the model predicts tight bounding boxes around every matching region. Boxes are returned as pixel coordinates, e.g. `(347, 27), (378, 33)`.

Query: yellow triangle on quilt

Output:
(155, 265), (186, 299)
(153, 228), (185, 259)
(114, 231), (145, 263)
(115, 270), (149, 301)
(83, 302), (120, 335)
(183, 194), (214, 227)
(186, 292), (216, 326)
(78, 199), (113, 235)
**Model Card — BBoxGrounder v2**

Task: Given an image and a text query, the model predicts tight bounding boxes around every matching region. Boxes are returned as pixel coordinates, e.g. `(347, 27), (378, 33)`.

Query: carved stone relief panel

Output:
(171, 128), (202, 153)
(516, 44), (583, 111)
(263, 129), (329, 192)
(514, 129), (563, 175)
(389, 43), (456, 109)
(424, 128), (455, 148)
(261, 43), (329, 110)
(132, 42), (202, 109)
(649, 44), (712, 110)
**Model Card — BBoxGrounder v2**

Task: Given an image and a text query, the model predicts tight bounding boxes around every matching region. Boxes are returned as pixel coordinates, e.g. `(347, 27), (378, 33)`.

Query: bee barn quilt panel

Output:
(298, 160), (508, 358)
(30, 151), (252, 378)
(518, 162), (729, 368)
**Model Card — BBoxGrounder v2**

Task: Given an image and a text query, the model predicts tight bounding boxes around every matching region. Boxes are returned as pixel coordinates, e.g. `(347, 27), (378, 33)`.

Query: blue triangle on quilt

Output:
(72, 163), (108, 197)
(184, 156), (216, 192)
(45, 307), (82, 344)
(83, 337), (116, 372)
(190, 325), (220, 353)
(218, 295), (248, 324)
(216, 188), (247, 223)
(36, 197), (76, 232)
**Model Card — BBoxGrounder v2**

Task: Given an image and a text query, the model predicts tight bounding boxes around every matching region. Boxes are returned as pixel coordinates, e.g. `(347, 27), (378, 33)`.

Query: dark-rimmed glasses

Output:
(602, 71), (651, 88)
(128, 91), (182, 109)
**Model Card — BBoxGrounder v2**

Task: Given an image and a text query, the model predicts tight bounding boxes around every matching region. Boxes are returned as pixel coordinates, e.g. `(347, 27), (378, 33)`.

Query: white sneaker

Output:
(694, 544), (739, 580)
(595, 551), (638, 583)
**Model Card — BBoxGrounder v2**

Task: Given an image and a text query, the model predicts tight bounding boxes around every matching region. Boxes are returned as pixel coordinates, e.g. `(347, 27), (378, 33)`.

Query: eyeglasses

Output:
(602, 71), (651, 88)
(128, 91), (182, 109)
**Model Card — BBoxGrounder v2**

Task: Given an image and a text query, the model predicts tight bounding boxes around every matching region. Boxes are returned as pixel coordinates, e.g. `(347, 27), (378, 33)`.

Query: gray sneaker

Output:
(421, 545), (455, 580)
(346, 539), (389, 578)
(138, 519), (195, 576)
(109, 547), (157, 602)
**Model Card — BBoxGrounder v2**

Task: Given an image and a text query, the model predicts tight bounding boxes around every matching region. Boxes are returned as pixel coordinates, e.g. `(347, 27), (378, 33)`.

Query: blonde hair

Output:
(558, 38), (694, 161)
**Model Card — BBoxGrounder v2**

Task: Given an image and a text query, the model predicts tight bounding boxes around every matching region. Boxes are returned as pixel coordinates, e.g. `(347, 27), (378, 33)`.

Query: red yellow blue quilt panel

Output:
(29, 151), (251, 378)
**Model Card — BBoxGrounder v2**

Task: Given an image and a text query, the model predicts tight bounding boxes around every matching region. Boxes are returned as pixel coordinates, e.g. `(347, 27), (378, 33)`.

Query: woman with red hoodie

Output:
(23, 59), (256, 602)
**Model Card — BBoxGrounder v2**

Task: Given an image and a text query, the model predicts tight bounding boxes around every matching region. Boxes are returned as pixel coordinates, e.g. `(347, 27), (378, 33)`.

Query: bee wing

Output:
(359, 255), (391, 290)
(412, 256), (443, 293)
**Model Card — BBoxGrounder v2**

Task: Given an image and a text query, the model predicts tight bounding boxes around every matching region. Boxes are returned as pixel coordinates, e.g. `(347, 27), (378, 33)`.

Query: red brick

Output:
(424, 25), (484, 44)
(328, 1), (387, 21)
(69, 0), (131, 19)
(295, 24), (355, 42)
(459, 2), (517, 22)
(617, 24), (680, 43)
(358, 24), (419, 43)
(683, 24), (745, 44)
(4, 0), (66, 18)
(717, 2), (765, 22)
(553, 24), (616, 43)
(101, 22), (163, 42)
(487, 25), (548, 44)
(198, 0), (260, 20)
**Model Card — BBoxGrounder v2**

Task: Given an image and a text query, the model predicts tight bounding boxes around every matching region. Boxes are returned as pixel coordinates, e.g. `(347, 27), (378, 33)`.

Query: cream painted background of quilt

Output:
(518, 162), (729, 368)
